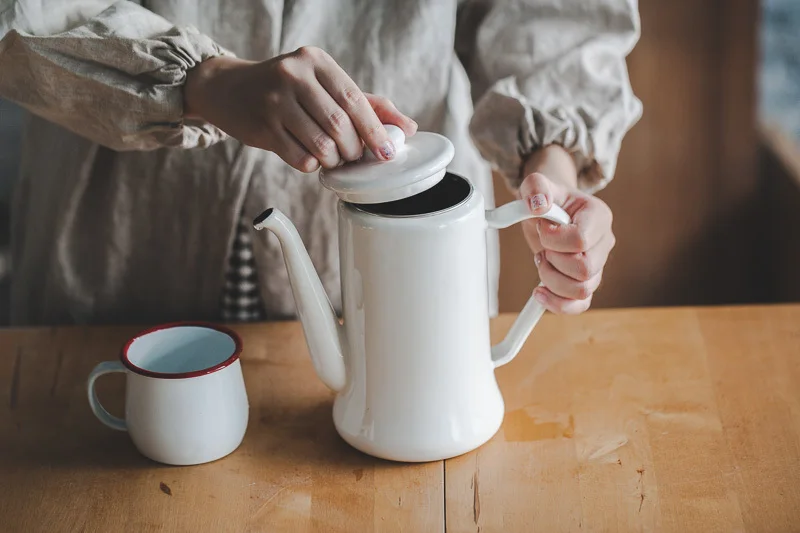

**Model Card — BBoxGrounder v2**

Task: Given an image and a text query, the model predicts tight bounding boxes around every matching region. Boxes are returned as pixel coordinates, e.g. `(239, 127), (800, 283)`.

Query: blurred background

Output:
(1, 0), (798, 323)
(496, 0), (800, 312)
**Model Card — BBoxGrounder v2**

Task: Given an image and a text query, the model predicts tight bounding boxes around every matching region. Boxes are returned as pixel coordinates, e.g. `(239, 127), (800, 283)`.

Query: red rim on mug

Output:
(120, 322), (243, 379)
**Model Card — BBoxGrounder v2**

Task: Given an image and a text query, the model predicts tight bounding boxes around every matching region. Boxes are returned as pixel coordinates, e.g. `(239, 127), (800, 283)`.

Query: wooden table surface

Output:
(1, 305), (799, 532)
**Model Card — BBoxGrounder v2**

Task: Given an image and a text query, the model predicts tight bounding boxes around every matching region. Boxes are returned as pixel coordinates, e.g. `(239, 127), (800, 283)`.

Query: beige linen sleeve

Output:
(465, 0), (643, 193)
(0, 0), (231, 150)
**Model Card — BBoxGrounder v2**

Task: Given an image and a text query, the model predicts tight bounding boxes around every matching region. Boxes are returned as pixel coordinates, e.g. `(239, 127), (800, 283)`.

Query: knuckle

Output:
(551, 301), (568, 315)
(373, 94), (391, 107)
(363, 122), (383, 140)
(312, 133), (337, 156)
(574, 298), (592, 315)
(565, 296), (592, 315)
(340, 144), (363, 162)
(264, 91), (282, 107)
(574, 252), (594, 281)
(319, 159), (340, 170)
(274, 58), (300, 82)
(573, 281), (593, 300)
(341, 86), (366, 109)
(295, 45), (322, 60)
(326, 108), (351, 133)
(296, 155), (319, 173)
(573, 228), (591, 251)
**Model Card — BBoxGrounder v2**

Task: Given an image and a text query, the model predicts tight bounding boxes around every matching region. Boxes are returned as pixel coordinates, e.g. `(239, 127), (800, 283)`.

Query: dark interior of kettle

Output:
(352, 172), (472, 216)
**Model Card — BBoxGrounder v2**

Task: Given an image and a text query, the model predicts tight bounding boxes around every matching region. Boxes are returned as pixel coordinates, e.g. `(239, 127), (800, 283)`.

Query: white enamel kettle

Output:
(254, 125), (569, 462)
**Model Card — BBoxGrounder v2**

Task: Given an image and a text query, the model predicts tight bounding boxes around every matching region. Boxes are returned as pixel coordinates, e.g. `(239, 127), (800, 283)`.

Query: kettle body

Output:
(334, 173), (504, 461)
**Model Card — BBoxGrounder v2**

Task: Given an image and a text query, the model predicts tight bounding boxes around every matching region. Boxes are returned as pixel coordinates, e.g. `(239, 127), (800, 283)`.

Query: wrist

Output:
(184, 56), (250, 120)
(521, 144), (578, 190)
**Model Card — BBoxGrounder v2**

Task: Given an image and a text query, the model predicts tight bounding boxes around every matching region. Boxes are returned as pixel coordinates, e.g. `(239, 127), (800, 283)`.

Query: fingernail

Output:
(379, 141), (395, 160)
(534, 251), (543, 267)
(529, 194), (547, 212)
(534, 289), (548, 305)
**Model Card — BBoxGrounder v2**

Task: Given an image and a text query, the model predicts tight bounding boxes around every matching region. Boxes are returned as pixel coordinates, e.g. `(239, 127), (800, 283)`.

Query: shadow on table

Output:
(3, 419), (154, 471)
(246, 398), (404, 470)
(4, 396), (410, 473)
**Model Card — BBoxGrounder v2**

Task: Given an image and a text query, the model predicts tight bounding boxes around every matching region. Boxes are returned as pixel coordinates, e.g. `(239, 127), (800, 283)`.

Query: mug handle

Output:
(485, 200), (572, 368)
(87, 361), (128, 431)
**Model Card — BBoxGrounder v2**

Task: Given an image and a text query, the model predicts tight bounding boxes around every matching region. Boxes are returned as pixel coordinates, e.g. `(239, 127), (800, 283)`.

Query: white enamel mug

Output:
(87, 323), (249, 466)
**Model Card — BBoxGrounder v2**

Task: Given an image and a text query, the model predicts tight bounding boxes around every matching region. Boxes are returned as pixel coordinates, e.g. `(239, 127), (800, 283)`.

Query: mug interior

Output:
(123, 324), (240, 378)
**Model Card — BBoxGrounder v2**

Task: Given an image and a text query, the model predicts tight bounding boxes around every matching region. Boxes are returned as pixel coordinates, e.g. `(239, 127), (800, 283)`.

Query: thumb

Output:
(518, 172), (553, 215)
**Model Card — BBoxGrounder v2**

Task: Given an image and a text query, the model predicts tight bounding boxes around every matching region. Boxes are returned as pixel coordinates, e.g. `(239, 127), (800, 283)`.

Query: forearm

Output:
(521, 144), (578, 191)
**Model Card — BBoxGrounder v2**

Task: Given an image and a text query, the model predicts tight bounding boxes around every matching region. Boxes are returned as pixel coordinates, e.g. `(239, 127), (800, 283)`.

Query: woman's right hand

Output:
(184, 46), (417, 172)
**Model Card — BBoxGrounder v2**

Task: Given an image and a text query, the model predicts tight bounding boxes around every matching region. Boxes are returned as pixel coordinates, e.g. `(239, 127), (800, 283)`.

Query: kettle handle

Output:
(486, 200), (571, 368)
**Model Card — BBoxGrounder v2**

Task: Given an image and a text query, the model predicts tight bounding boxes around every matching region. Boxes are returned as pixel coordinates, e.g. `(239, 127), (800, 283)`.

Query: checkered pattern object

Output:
(220, 216), (266, 322)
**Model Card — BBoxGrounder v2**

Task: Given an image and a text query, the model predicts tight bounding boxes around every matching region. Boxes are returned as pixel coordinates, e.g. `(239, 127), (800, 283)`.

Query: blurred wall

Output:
(0, 98), (21, 324)
(0, 99), (22, 209)
(497, 0), (762, 311)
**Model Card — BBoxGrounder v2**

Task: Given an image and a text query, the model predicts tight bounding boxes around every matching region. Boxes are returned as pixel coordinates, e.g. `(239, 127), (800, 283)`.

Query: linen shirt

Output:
(0, 0), (642, 325)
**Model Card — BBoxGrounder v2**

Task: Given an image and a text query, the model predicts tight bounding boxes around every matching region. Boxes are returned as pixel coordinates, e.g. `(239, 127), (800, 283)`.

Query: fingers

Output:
(267, 47), (416, 165)
(518, 173), (554, 215)
(516, 171), (614, 314)
(365, 93), (417, 137)
(312, 51), (396, 161)
(535, 250), (602, 300)
(272, 128), (320, 173)
(295, 81), (363, 162)
(535, 196), (612, 253)
(282, 100), (342, 169)
(533, 286), (592, 315)
(542, 232), (615, 282)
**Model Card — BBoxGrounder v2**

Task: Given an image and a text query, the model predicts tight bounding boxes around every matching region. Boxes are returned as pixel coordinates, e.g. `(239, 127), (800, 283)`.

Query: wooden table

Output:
(2, 305), (799, 532)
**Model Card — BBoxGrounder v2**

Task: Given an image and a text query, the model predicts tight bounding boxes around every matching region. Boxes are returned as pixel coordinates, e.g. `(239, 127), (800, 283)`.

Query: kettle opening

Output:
(351, 173), (473, 218)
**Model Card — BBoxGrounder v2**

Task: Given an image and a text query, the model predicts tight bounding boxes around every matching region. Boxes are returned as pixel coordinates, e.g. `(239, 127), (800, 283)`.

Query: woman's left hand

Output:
(517, 148), (615, 314)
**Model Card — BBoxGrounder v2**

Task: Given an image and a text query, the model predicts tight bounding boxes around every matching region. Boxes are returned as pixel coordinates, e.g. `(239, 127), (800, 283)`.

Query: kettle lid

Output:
(319, 125), (455, 204)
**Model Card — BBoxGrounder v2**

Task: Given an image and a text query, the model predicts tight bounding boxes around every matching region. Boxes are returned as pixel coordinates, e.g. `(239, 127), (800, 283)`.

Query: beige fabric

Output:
(0, 0), (642, 326)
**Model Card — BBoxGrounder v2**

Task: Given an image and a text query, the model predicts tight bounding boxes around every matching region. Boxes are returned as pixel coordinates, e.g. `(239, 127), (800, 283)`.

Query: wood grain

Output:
(0, 323), (443, 533)
(2, 306), (799, 532)
(445, 306), (800, 532)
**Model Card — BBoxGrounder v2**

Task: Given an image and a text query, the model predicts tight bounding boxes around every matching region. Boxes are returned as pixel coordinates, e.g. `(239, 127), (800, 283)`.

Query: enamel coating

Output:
(254, 178), (570, 462)
(319, 125), (455, 204)
(87, 324), (249, 466)
(334, 189), (502, 461)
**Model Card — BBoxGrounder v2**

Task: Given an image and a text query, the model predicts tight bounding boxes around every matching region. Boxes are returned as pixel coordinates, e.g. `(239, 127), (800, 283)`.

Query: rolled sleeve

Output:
(467, 0), (643, 193)
(0, 1), (232, 151)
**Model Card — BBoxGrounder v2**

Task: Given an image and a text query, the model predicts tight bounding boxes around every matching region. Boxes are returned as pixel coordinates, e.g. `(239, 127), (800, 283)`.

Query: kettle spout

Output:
(253, 208), (347, 392)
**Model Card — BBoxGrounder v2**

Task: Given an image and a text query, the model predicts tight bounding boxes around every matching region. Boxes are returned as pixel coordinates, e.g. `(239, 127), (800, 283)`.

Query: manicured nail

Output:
(534, 289), (548, 305)
(379, 141), (395, 160)
(529, 194), (547, 212)
(534, 251), (543, 267)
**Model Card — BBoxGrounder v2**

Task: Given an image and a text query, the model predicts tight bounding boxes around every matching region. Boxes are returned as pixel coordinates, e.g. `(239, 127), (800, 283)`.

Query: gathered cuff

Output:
(0, 1), (235, 151)
(469, 76), (642, 195)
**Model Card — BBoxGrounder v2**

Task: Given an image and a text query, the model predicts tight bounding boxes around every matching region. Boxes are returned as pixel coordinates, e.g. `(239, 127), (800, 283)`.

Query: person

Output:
(0, 0), (642, 326)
